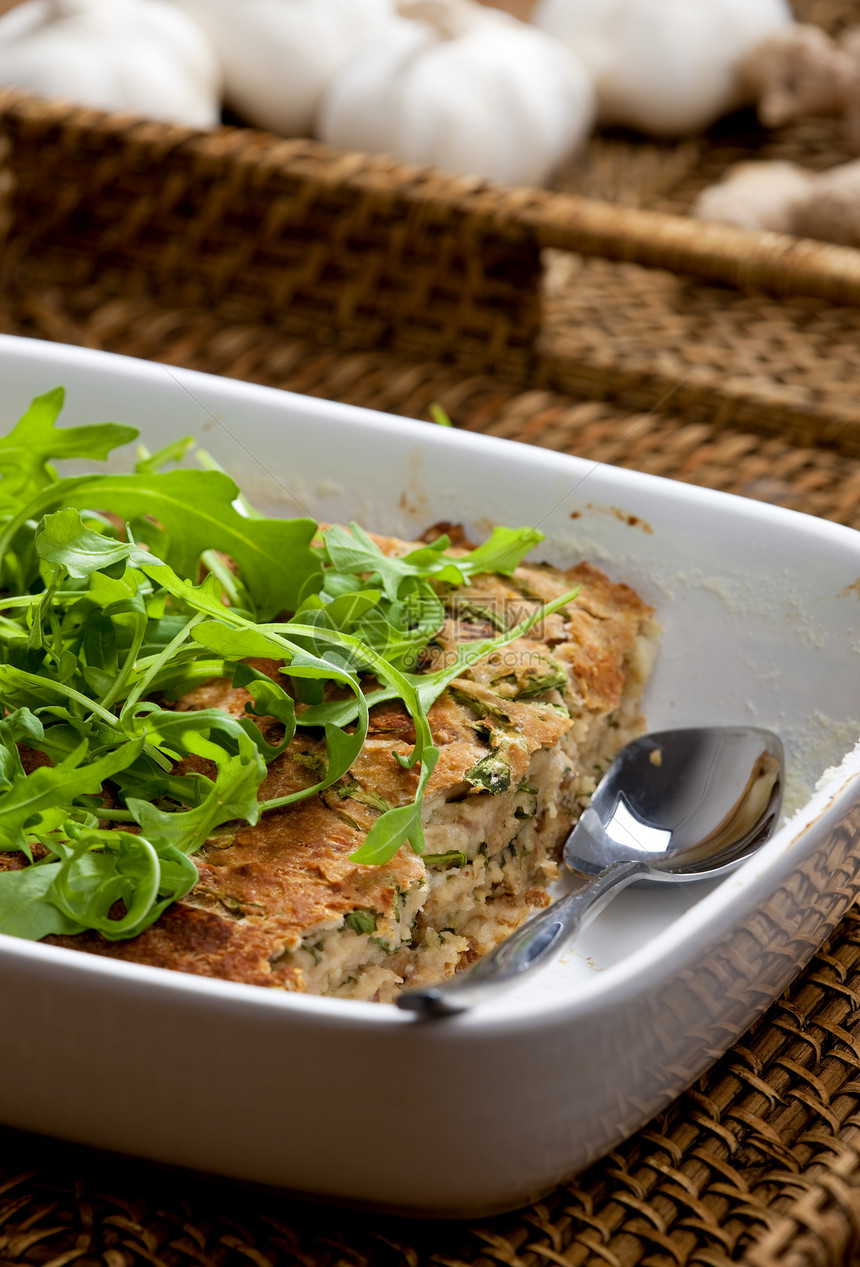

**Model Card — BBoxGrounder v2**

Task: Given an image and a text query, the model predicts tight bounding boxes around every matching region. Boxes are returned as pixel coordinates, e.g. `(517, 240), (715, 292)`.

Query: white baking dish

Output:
(1, 334), (859, 1217)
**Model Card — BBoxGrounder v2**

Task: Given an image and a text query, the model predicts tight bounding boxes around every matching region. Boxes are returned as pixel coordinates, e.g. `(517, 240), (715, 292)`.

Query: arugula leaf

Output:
(0, 388), (136, 512)
(348, 748), (439, 865)
(2, 471), (322, 618)
(134, 435), (195, 475)
(429, 403), (453, 427)
(0, 860), (86, 940)
(35, 508), (159, 579)
(121, 708), (267, 854)
(0, 737), (144, 857)
(0, 707), (45, 791)
(188, 623), (369, 809)
(47, 827), (199, 940)
(321, 521), (544, 597)
(344, 908), (378, 934)
(423, 851), (467, 868)
(455, 525), (546, 578)
(231, 662), (297, 759)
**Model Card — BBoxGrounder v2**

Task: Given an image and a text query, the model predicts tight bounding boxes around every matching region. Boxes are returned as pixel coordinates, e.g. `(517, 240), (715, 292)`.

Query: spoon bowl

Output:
(397, 725), (784, 1018)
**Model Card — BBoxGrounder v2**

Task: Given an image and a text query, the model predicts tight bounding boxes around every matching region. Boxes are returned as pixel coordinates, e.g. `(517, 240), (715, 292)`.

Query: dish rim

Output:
(0, 332), (858, 1031)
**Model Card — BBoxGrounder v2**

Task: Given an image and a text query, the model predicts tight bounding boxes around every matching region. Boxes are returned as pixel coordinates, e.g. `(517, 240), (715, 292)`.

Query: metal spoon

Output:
(396, 725), (784, 1018)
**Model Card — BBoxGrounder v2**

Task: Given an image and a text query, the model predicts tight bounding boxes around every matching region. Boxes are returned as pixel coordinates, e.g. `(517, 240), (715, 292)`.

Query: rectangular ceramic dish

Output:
(1, 335), (859, 1217)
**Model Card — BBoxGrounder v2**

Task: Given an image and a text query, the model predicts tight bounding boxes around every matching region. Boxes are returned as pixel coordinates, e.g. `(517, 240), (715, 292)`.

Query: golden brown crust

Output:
(47, 906), (292, 989)
(47, 794), (426, 990)
(194, 797), (424, 935)
(38, 538), (656, 996)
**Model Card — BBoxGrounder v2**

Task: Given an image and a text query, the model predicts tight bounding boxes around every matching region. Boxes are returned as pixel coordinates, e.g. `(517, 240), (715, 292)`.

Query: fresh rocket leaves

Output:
(0, 470), (322, 620)
(0, 859), (87, 940)
(43, 825), (200, 941)
(321, 520), (541, 600)
(0, 388), (136, 512)
(35, 507), (157, 579)
(0, 737), (144, 857)
(0, 388), (577, 944)
(316, 521), (543, 672)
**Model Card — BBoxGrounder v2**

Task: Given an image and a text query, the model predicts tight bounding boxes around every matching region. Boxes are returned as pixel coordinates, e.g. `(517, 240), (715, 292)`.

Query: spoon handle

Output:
(396, 858), (650, 1017)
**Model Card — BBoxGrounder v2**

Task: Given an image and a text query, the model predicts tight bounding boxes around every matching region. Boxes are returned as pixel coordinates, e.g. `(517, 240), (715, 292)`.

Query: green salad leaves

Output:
(0, 388), (575, 944)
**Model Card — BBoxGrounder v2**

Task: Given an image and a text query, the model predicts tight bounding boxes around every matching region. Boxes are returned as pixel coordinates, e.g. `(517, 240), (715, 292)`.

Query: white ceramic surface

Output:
(1, 335), (859, 1216)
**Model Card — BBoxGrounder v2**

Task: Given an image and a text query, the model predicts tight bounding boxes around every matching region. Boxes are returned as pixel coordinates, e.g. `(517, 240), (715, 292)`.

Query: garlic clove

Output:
(693, 160), (816, 234)
(789, 160), (860, 247)
(0, 0), (222, 129)
(317, 0), (595, 187)
(163, 0), (396, 138)
(694, 156), (860, 248)
(739, 24), (855, 129)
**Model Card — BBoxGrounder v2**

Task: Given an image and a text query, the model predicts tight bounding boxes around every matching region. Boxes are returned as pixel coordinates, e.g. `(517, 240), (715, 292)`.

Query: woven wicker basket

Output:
(2, 0), (860, 456)
(2, 5), (860, 1265)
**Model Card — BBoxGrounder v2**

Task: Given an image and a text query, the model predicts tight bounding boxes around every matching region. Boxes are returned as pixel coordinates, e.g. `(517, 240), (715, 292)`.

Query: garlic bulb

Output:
(316, 0), (595, 187)
(532, 0), (794, 137)
(164, 0), (395, 138)
(0, 0), (221, 129)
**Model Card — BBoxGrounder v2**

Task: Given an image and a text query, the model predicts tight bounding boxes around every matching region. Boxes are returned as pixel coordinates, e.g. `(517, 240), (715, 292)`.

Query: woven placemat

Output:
(0, 279), (860, 1266)
(4, 903), (860, 1267)
(2, 0), (860, 1252)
